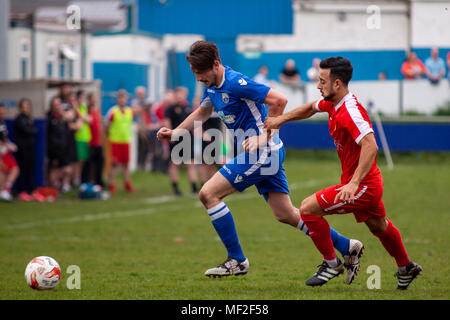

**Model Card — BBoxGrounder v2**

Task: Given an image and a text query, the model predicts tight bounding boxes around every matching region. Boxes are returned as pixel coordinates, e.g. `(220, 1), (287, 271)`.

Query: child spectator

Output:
(74, 90), (92, 184)
(0, 103), (20, 201)
(105, 90), (136, 194)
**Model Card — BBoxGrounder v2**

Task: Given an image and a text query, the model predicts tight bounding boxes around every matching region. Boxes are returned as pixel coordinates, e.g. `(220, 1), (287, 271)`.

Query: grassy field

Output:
(0, 150), (449, 300)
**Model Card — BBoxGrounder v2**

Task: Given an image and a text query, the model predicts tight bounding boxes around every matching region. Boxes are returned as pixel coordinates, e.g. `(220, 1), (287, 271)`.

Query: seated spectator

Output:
(0, 103), (20, 201)
(13, 98), (44, 202)
(307, 58), (321, 82)
(279, 59), (301, 84)
(425, 47), (446, 85)
(253, 65), (271, 86)
(401, 52), (426, 79)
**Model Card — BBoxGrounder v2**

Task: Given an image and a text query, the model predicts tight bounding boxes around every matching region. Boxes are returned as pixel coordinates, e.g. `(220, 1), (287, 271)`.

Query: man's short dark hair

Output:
(186, 40), (221, 72)
(320, 57), (353, 86)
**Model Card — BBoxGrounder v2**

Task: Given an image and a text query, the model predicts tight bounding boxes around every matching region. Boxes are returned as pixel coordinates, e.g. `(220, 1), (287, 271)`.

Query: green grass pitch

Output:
(0, 150), (449, 300)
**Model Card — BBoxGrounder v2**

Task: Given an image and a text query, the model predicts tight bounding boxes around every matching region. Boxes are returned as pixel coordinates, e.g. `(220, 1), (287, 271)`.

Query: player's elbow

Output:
(271, 97), (287, 116)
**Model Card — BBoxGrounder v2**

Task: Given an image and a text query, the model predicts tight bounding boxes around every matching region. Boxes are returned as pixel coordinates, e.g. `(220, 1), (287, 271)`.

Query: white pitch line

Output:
(2, 179), (336, 231)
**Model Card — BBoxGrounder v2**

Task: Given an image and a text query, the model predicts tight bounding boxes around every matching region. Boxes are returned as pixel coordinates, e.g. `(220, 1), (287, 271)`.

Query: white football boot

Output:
(343, 239), (365, 284)
(204, 258), (250, 278)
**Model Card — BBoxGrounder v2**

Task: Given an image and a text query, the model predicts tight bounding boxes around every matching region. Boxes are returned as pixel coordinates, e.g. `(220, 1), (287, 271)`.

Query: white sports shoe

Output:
(204, 258), (250, 278)
(344, 239), (365, 284)
(0, 190), (12, 202)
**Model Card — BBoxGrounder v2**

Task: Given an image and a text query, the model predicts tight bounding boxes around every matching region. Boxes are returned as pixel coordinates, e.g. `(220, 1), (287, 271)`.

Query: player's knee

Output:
(366, 217), (388, 234)
(299, 198), (313, 215)
(198, 186), (216, 207)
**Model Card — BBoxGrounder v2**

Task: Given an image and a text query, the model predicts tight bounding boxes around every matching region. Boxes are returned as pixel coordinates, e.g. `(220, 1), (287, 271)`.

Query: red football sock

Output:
(373, 219), (410, 268)
(301, 213), (336, 260)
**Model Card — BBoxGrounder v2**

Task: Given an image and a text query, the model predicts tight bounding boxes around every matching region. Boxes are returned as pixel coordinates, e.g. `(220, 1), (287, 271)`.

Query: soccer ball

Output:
(25, 256), (61, 290)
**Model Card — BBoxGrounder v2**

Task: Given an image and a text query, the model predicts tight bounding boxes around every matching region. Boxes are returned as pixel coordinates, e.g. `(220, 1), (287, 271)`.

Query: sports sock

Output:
(172, 182), (181, 194)
(329, 228), (350, 257)
(373, 219), (410, 268)
(297, 217), (350, 256)
(301, 213), (336, 261)
(207, 202), (246, 263)
(324, 257), (339, 268)
(191, 182), (198, 193)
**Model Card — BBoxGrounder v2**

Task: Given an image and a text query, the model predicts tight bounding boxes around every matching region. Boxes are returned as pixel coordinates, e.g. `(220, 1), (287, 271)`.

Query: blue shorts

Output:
(219, 146), (289, 201)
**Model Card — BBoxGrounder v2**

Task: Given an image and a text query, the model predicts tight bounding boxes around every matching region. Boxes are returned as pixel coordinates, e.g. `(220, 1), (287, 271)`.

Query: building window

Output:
(47, 42), (57, 78)
(19, 37), (31, 79)
(21, 59), (28, 79)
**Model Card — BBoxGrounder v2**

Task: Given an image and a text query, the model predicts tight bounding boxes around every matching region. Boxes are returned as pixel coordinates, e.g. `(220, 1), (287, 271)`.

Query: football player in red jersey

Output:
(264, 57), (422, 290)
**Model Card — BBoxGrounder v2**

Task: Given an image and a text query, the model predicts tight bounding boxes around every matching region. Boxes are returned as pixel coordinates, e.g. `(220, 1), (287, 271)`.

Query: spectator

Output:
(132, 86), (151, 170)
(46, 96), (67, 189)
(164, 86), (199, 196)
(193, 97), (223, 186)
(13, 98), (43, 202)
(154, 89), (176, 123)
(253, 65), (271, 86)
(0, 103), (20, 201)
(105, 90), (136, 194)
(136, 98), (161, 171)
(62, 92), (82, 192)
(74, 90), (92, 185)
(307, 58), (321, 82)
(279, 59), (301, 84)
(82, 92), (104, 187)
(154, 90), (177, 168)
(401, 52), (426, 80)
(425, 47), (446, 85)
(447, 51), (450, 82)
(378, 72), (387, 81)
(131, 86), (147, 111)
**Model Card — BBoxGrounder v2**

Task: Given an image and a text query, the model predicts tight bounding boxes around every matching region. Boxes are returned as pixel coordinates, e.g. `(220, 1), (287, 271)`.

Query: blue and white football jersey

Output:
(200, 66), (283, 151)
(200, 66), (289, 199)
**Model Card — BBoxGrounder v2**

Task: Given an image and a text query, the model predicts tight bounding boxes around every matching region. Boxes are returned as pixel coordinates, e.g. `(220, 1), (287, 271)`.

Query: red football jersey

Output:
(315, 92), (381, 184)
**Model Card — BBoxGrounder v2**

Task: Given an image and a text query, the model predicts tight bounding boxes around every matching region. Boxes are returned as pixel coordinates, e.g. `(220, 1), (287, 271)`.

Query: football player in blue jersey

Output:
(157, 41), (363, 283)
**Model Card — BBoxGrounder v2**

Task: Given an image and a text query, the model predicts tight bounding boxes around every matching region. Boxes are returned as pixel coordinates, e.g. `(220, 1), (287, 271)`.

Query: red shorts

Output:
(1, 152), (18, 173)
(111, 143), (130, 165)
(315, 178), (386, 223)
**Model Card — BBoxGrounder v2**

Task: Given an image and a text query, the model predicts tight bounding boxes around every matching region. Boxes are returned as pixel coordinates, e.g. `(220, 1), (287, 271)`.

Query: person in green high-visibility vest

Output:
(74, 90), (92, 186)
(105, 90), (136, 194)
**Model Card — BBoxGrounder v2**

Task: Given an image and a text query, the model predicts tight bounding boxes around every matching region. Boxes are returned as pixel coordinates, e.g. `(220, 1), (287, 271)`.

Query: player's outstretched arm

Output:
(157, 106), (213, 141)
(264, 100), (318, 131)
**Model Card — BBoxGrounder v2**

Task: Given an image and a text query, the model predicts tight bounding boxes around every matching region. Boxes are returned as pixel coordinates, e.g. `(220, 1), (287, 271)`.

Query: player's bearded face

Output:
(318, 69), (335, 101)
(192, 66), (218, 87)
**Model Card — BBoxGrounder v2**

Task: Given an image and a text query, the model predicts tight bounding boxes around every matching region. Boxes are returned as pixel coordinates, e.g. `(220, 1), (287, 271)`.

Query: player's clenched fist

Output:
(157, 127), (173, 141)
(264, 116), (282, 131)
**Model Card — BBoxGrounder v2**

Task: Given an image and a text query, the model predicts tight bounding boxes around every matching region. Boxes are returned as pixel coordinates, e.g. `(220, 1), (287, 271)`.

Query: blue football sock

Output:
(207, 202), (246, 262)
(329, 228), (350, 257)
(297, 218), (350, 256)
